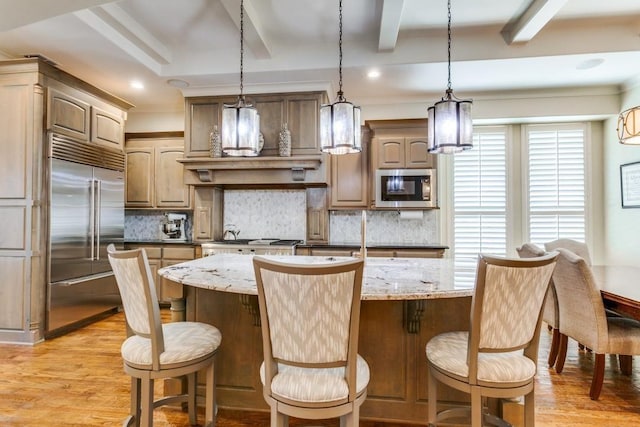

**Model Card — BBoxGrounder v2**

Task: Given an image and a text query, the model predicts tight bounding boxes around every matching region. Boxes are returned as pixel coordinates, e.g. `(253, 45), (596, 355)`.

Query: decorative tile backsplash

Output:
(223, 190), (306, 239)
(125, 190), (440, 244)
(330, 210), (438, 244)
(125, 210), (192, 241)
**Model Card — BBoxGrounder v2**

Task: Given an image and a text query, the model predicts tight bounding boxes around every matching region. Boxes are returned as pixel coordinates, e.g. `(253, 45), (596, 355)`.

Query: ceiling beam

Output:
(74, 3), (171, 74)
(501, 0), (569, 45)
(0, 0), (111, 32)
(221, 0), (272, 60)
(378, 0), (405, 52)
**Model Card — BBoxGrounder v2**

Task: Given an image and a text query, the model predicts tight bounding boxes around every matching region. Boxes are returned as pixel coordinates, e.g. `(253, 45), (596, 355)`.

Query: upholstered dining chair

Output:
(252, 256), (367, 427)
(107, 244), (222, 427)
(517, 243), (561, 368)
(426, 253), (557, 427)
(551, 248), (640, 400)
(544, 238), (592, 266)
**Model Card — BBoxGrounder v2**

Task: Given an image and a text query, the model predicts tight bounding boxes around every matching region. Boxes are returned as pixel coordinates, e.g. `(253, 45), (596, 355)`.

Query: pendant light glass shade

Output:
(427, 90), (473, 154)
(320, 0), (361, 155)
(222, 97), (260, 156)
(221, 0), (260, 157)
(320, 96), (362, 154)
(617, 106), (640, 145)
(427, 0), (472, 154)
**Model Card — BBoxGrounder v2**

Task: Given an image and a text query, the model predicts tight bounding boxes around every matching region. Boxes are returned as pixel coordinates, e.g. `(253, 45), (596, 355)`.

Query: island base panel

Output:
(186, 287), (473, 424)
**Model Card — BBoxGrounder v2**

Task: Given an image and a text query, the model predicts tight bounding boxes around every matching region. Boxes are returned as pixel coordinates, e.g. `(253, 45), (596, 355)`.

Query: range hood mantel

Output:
(178, 155), (328, 187)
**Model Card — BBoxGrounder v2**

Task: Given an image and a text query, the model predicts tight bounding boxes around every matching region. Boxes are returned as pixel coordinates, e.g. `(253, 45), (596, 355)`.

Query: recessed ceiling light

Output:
(130, 80), (144, 90)
(167, 78), (190, 88)
(576, 58), (605, 70)
(367, 69), (381, 79)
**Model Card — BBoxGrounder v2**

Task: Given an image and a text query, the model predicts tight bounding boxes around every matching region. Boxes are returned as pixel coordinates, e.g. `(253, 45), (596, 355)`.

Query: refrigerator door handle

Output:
(95, 179), (101, 260)
(90, 178), (96, 261)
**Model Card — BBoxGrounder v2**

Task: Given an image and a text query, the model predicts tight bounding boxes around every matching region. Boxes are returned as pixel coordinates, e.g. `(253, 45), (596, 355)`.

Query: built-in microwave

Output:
(375, 169), (436, 209)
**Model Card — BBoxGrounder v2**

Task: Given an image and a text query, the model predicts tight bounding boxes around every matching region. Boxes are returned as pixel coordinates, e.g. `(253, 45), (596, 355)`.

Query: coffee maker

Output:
(161, 213), (188, 241)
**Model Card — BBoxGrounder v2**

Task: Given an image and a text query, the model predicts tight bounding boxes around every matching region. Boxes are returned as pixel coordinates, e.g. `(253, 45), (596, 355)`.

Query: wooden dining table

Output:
(592, 265), (640, 321)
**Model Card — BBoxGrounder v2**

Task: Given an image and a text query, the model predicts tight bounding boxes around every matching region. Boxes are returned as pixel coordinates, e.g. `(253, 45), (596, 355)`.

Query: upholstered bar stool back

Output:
(253, 256), (367, 427)
(107, 244), (222, 427)
(426, 253), (557, 427)
(517, 243), (560, 367)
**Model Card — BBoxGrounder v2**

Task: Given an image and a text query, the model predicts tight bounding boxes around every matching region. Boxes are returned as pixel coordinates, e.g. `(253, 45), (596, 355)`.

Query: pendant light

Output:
(320, 0), (362, 155)
(427, 0), (473, 154)
(222, 0), (260, 157)
(617, 106), (640, 145)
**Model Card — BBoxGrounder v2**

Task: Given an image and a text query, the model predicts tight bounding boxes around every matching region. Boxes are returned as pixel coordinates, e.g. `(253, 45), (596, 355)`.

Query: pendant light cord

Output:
(338, 0), (344, 101)
(239, 0), (245, 98)
(447, 0), (452, 93)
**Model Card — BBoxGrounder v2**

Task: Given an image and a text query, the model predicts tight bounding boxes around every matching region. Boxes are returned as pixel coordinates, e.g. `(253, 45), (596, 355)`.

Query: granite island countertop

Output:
(158, 253), (473, 301)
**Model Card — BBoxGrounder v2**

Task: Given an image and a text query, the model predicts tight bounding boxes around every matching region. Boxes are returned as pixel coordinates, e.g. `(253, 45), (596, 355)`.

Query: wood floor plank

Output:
(1, 310), (639, 426)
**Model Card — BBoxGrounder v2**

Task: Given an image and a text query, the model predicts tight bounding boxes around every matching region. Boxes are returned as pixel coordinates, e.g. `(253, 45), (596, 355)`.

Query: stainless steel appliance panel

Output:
(47, 134), (125, 335)
(50, 158), (93, 282)
(375, 168), (437, 208)
(93, 166), (124, 273)
(47, 273), (121, 336)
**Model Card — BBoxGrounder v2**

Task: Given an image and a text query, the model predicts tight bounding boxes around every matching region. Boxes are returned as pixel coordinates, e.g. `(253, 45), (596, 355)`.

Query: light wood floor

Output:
(1, 311), (640, 426)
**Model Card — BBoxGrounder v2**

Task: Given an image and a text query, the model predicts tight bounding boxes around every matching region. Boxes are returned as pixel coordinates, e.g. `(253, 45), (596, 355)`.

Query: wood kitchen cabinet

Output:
(193, 187), (223, 243)
(48, 83), (126, 150)
(125, 133), (190, 209)
(124, 244), (195, 304)
(306, 188), (329, 244)
(184, 91), (328, 157)
(329, 141), (369, 209)
(375, 137), (434, 169)
(367, 119), (437, 170)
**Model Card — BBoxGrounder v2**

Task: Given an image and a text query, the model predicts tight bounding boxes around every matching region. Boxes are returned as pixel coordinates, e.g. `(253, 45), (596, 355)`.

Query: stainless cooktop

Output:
(206, 239), (302, 246)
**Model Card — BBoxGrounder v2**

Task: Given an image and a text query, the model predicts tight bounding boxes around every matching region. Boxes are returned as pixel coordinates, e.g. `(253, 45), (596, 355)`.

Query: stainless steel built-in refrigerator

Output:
(47, 134), (124, 336)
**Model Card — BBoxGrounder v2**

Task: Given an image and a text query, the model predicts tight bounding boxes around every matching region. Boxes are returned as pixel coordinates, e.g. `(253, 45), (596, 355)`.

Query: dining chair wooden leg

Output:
(141, 378), (153, 427)
(619, 354), (633, 375)
(130, 377), (141, 427)
(187, 372), (197, 426)
(590, 354), (605, 400)
(270, 408), (286, 427)
(471, 390), (482, 427)
(555, 333), (569, 374)
(524, 389), (534, 427)
(548, 328), (560, 367)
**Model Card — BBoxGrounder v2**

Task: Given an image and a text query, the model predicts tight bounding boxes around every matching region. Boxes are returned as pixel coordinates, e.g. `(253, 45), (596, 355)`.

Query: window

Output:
(525, 124), (586, 246)
(450, 123), (588, 275)
(452, 127), (507, 282)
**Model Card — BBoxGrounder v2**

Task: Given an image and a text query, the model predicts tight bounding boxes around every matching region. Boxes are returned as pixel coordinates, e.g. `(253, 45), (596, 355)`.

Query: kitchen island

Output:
(159, 254), (476, 424)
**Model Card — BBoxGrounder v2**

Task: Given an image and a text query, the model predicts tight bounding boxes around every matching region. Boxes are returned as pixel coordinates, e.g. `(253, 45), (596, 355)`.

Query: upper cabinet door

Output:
(91, 106), (124, 150)
(377, 138), (405, 168)
(286, 93), (323, 155)
(184, 98), (225, 158)
(125, 147), (154, 207)
(155, 146), (190, 208)
(404, 138), (433, 169)
(48, 88), (90, 141)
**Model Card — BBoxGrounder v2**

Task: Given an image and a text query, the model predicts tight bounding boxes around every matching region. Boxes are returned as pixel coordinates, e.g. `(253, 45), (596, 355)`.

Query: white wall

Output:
(603, 82), (640, 265)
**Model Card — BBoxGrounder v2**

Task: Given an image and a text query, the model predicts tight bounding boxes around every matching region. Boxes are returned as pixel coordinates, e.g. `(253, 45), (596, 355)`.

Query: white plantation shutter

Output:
(526, 125), (586, 246)
(453, 128), (507, 284)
